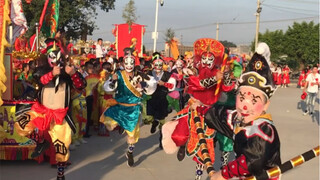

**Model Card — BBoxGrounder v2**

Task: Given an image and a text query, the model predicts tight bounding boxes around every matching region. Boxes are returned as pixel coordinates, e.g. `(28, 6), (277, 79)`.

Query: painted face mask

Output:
(236, 86), (268, 123)
(124, 55), (135, 72)
(47, 50), (62, 67)
(186, 58), (194, 68)
(201, 52), (215, 69)
(176, 59), (184, 69)
(153, 59), (163, 73)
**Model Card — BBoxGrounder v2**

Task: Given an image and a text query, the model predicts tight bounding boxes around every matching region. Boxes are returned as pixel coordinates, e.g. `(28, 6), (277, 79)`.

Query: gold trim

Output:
(313, 146), (320, 156)
(290, 155), (305, 167)
(267, 166), (281, 178)
(248, 76), (256, 85)
(245, 176), (257, 180)
(120, 70), (142, 98)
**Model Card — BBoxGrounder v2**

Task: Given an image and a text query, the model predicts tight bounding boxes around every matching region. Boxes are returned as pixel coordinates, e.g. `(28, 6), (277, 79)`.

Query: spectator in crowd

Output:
(303, 65), (320, 116)
(96, 38), (104, 61)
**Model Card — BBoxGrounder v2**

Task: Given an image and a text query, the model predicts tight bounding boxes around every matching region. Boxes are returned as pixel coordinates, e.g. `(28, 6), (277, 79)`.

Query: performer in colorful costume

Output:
(100, 48), (157, 167)
(147, 53), (175, 148)
(206, 43), (281, 180)
(70, 88), (87, 148)
(14, 39), (86, 180)
(162, 39), (233, 180)
(166, 56), (187, 113)
(97, 69), (113, 136)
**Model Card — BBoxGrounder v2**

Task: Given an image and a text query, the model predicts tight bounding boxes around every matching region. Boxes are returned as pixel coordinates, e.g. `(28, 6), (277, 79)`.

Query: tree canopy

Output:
(220, 40), (236, 48)
(122, 0), (138, 27)
(22, 0), (115, 41)
(251, 21), (319, 69)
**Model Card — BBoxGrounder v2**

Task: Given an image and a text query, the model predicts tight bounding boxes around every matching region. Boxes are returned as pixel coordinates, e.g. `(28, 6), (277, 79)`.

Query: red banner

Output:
(113, 23), (145, 58)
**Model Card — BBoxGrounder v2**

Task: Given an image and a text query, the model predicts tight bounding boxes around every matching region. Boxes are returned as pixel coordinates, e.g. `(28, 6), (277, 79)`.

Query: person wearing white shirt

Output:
(303, 65), (320, 115)
(96, 38), (104, 60)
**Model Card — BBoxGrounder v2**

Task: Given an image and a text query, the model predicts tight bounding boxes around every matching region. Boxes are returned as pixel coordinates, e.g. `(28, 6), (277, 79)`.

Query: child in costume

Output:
(100, 48), (157, 167)
(206, 43), (281, 180)
(166, 57), (187, 113)
(14, 39), (86, 180)
(70, 88), (87, 150)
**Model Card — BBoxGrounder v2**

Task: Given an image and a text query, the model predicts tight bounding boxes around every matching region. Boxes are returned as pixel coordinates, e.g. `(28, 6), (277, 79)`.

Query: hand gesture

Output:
(65, 65), (76, 75)
(112, 73), (118, 81)
(216, 71), (223, 81)
(52, 66), (61, 76)
(158, 80), (165, 86)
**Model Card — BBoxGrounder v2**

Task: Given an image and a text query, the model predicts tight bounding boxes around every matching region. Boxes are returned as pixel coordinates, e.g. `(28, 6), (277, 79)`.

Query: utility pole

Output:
(255, 0), (262, 50)
(216, 23), (219, 40)
(153, 0), (160, 52)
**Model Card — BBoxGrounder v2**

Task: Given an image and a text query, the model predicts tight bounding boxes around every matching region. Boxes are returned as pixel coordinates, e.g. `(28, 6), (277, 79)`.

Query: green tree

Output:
(220, 40), (236, 48)
(22, 0), (115, 41)
(285, 21), (319, 69)
(250, 21), (319, 70)
(122, 0), (138, 31)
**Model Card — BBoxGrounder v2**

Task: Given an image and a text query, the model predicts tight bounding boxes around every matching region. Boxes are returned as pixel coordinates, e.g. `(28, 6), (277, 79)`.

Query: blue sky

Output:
(88, 0), (319, 51)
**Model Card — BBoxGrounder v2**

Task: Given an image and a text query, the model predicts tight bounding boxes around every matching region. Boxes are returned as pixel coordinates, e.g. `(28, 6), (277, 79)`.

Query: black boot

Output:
(126, 144), (134, 167)
(31, 139), (50, 158)
(177, 145), (186, 161)
(57, 162), (66, 180)
(150, 120), (159, 134)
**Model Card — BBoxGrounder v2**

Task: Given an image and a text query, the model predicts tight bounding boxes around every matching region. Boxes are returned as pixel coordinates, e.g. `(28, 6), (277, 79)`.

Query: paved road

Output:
(1, 85), (319, 180)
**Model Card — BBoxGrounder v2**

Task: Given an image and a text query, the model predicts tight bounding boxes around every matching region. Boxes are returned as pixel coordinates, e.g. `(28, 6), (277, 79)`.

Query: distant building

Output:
(229, 44), (251, 56)
(164, 43), (193, 58)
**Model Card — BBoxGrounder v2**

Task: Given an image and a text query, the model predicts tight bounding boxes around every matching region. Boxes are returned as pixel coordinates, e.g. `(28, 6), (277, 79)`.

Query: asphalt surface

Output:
(0, 84), (319, 180)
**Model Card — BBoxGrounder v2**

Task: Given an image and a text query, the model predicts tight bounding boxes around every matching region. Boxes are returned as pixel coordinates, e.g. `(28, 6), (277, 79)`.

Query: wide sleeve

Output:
(204, 104), (234, 139)
(222, 122), (280, 180)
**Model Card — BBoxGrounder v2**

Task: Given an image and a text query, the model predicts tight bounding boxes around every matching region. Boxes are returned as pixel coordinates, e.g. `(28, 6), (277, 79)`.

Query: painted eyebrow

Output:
(239, 91), (246, 96)
(252, 94), (262, 101)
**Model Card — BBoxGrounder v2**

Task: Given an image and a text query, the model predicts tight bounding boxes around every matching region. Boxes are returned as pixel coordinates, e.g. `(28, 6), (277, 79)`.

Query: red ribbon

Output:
(31, 102), (68, 130)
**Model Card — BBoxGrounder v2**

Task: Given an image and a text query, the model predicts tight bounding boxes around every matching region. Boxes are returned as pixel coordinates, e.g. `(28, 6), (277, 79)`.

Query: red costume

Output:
(282, 66), (290, 85)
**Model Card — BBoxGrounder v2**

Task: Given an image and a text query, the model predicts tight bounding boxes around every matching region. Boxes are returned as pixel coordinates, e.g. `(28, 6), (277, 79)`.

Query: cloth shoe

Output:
(177, 146), (186, 161)
(150, 120), (159, 134)
(31, 140), (50, 158)
(126, 151), (134, 167)
(303, 110), (309, 116)
(56, 176), (65, 180)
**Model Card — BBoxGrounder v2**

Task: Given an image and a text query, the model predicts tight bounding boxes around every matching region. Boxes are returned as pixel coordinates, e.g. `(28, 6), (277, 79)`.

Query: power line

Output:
(264, 4), (318, 16)
(263, 3), (318, 13)
(149, 16), (318, 33)
(277, 0), (319, 4)
(93, 16), (318, 35)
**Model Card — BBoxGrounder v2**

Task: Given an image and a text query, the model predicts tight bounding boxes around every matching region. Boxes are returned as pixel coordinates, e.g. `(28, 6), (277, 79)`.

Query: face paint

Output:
(153, 59), (163, 73)
(176, 59), (184, 69)
(47, 51), (61, 67)
(201, 52), (215, 69)
(186, 58), (194, 68)
(236, 86), (267, 123)
(124, 55), (135, 72)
